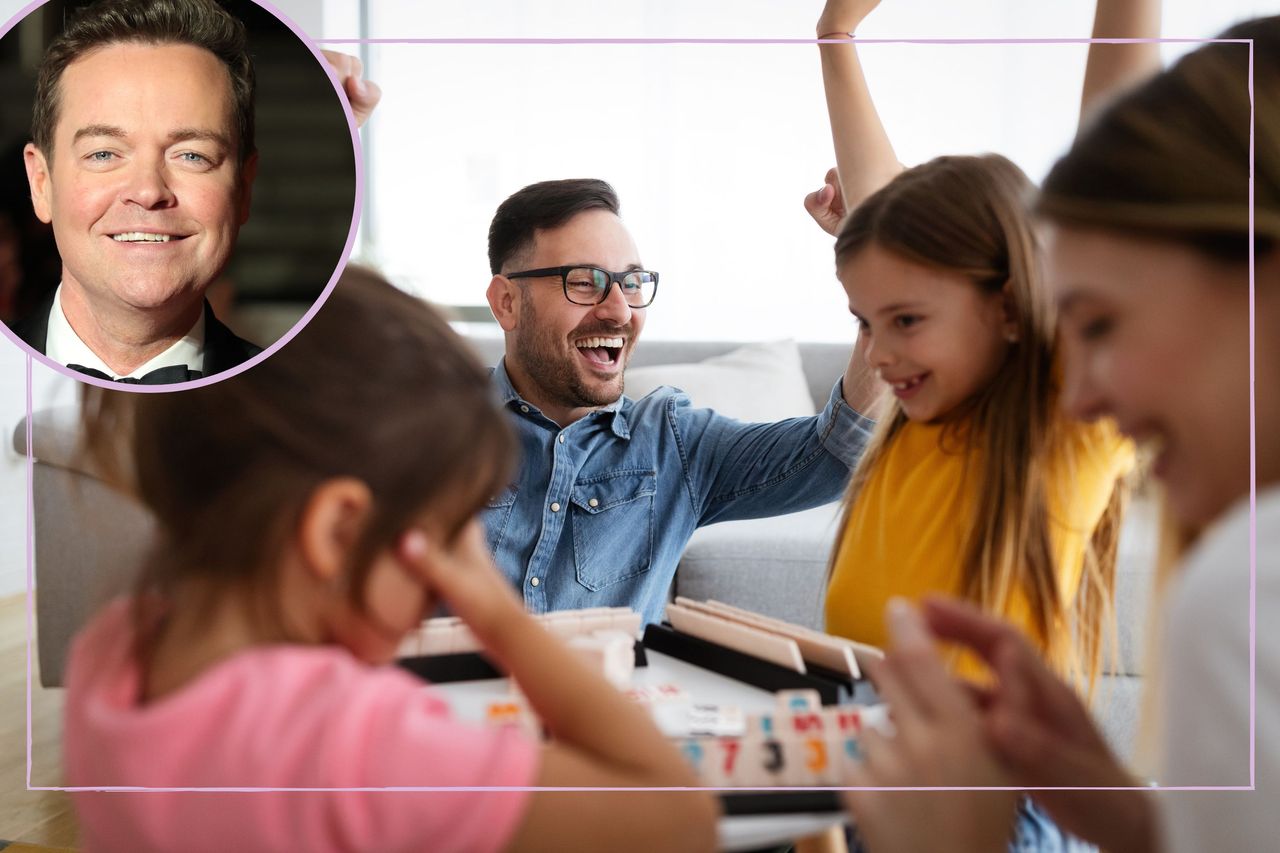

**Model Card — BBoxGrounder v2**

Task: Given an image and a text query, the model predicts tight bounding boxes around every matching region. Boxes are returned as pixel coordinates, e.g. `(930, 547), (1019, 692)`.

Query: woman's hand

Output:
(921, 596), (1158, 852)
(843, 599), (1017, 853)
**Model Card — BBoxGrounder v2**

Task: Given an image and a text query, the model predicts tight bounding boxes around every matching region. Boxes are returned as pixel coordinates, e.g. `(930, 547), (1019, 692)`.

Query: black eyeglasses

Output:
(505, 266), (659, 308)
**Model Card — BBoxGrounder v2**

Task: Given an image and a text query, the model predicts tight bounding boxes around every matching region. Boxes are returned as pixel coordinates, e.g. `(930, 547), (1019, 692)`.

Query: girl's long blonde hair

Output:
(830, 154), (1125, 693)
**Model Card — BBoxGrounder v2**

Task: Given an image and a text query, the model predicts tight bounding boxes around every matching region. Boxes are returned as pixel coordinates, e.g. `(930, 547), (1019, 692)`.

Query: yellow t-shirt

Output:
(825, 418), (1133, 668)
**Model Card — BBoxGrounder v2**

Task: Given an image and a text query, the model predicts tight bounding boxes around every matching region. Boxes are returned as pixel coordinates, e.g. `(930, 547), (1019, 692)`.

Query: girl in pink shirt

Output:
(64, 266), (717, 853)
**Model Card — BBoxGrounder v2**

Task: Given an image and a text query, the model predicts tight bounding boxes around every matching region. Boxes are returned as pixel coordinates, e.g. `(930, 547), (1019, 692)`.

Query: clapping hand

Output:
(843, 598), (1017, 853)
(920, 597), (1157, 852)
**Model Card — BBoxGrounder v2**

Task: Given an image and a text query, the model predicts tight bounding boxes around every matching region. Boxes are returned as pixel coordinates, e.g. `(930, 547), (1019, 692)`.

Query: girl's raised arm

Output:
(1081, 0), (1162, 128)
(815, 0), (903, 218)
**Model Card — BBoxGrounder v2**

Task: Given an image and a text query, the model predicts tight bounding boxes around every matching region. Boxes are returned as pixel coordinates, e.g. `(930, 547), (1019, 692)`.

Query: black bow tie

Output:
(67, 364), (204, 385)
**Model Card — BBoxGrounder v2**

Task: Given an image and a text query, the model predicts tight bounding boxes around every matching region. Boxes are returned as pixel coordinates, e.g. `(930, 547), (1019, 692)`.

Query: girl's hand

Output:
(804, 166), (848, 236)
(320, 50), (383, 128)
(396, 522), (524, 641)
(843, 599), (1017, 853)
(817, 0), (882, 37)
(921, 597), (1157, 852)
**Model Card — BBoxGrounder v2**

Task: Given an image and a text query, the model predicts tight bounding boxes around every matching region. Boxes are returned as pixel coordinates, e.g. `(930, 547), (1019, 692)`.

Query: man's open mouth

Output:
(575, 336), (625, 367)
(109, 232), (182, 243)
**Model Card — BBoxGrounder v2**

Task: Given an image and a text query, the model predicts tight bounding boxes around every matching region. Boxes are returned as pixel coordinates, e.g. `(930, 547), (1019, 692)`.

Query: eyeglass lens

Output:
(565, 267), (656, 306)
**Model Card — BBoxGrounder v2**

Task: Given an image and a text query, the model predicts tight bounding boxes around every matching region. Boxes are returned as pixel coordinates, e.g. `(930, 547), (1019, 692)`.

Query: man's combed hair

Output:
(31, 0), (256, 162)
(487, 178), (620, 274)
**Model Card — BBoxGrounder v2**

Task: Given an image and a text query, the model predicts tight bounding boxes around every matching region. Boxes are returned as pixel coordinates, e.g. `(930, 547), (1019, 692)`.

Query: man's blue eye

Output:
(179, 152), (209, 163)
(89, 151), (114, 162)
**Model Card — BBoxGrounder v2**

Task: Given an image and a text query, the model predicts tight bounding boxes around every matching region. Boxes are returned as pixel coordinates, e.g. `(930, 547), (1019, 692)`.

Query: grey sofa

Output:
(15, 335), (1154, 759)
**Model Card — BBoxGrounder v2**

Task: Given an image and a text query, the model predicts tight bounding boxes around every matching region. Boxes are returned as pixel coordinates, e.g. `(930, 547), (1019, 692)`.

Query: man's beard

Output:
(515, 298), (630, 411)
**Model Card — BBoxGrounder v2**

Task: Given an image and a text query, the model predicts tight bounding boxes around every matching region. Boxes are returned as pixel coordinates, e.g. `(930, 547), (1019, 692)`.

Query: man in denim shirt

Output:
(482, 179), (876, 626)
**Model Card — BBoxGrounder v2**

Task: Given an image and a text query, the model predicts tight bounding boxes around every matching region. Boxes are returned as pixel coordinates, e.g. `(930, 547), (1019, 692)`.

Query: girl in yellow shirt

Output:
(806, 0), (1143, 693)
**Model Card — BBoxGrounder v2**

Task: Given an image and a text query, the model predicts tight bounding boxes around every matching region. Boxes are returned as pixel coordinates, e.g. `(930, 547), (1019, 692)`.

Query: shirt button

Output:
(550, 502), (561, 512)
(588, 498), (599, 508)
(558, 434), (565, 444)
(530, 577), (540, 587)
(520, 405), (529, 413)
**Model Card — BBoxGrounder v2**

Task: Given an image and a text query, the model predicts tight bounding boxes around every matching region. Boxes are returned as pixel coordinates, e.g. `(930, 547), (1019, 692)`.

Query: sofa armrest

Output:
(16, 407), (156, 686)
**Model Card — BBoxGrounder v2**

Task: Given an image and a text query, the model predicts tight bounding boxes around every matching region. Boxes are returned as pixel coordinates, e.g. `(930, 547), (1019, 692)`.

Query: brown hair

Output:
(831, 154), (1125, 691)
(488, 178), (620, 274)
(31, 0), (256, 163)
(80, 265), (513, 658)
(1039, 16), (1280, 259)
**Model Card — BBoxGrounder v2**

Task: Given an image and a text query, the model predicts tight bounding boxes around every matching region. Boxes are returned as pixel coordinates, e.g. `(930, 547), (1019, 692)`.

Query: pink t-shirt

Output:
(65, 600), (538, 853)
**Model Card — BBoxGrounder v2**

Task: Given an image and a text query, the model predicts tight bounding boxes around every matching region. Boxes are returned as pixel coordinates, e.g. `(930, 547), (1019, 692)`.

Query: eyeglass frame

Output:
(504, 265), (660, 308)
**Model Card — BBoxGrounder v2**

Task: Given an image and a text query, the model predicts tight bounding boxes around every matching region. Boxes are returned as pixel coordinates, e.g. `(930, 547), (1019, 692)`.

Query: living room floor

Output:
(0, 593), (78, 850)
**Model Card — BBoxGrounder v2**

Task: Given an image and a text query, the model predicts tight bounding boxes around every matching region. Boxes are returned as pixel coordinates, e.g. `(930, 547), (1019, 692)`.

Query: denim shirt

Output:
(483, 360), (874, 626)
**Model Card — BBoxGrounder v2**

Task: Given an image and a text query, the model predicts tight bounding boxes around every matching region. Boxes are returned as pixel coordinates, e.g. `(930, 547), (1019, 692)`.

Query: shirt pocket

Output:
(481, 485), (519, 555)
(570, 469), (656, 591)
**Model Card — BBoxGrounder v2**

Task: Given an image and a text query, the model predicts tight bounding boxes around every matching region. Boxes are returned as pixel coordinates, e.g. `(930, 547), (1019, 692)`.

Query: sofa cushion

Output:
(674, 503), (842, 630)
(616, 339), (818, 422)
(463, 334), (853, 413)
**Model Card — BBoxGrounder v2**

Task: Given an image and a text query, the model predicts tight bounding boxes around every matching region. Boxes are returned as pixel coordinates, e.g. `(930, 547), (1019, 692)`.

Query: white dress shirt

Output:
(45, 285), (206, 379)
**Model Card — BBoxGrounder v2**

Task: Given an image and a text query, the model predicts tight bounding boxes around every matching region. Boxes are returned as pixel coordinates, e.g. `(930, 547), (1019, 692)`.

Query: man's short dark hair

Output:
(31, 0), (256, 164)
(488, 178), (620, 274)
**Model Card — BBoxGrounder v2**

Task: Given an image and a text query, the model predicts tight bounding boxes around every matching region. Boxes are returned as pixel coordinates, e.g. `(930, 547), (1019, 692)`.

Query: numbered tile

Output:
(677, 737), (710, 778)
(776, 689), (823, 716)
(395, 632), (421, 658)
(452, 626), (481, 654)
(483, 698), (540, 740)
(786, 709), (826, 738)
(783, 733), (829, 786)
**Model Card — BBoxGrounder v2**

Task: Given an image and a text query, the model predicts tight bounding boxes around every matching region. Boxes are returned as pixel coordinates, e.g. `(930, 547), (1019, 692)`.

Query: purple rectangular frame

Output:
(24, 31), (1254, 788)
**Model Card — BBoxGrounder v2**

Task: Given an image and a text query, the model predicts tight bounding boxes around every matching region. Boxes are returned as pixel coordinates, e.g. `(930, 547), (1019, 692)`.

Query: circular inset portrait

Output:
(0, 0), (362, 386)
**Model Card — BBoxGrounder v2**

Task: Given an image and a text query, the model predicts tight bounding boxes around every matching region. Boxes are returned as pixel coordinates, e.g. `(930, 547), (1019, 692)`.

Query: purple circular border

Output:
(0, 0), (366, 394)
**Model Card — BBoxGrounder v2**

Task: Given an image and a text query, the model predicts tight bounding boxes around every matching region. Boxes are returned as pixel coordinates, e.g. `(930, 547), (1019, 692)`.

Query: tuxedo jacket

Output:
(7, 291), (263, 377)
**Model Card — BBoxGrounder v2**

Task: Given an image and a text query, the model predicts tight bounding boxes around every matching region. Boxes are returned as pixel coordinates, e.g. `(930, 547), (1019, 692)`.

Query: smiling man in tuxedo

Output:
(11, 0), (263, 384)
(11, 2), (382, 384)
